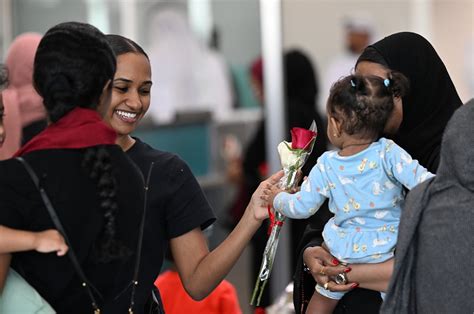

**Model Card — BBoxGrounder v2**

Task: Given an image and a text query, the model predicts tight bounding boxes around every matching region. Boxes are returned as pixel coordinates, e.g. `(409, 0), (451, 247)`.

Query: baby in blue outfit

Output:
(269, 74), (434, 313)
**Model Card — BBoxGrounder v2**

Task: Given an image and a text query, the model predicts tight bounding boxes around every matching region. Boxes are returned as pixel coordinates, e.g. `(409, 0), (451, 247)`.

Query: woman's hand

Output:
(303, 245), (358, 292)
(248, 170), (284, 221)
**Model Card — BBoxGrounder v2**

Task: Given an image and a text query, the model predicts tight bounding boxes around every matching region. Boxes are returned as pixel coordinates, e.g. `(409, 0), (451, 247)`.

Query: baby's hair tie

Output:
(350, 79), (356, 88)
(384, 78), (390, 87)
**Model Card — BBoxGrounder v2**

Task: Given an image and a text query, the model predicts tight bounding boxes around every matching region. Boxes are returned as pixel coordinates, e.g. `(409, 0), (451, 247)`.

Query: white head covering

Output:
(147, 9), (233, 123)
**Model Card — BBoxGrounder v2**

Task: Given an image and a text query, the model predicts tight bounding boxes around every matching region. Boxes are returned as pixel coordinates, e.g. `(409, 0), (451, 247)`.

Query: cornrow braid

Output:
(33, 22), (116, 122)
(82, 146), (131, 263)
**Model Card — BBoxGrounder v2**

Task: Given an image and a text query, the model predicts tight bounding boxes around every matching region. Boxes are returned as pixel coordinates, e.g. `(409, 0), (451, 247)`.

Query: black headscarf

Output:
(244, 50), (327, 183)
(284, 50), (327, 174)
(357, 32), (462, 172)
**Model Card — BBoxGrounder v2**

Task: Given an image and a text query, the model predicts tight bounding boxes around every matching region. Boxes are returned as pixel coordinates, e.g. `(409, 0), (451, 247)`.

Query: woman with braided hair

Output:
(0, 22), (148, 313)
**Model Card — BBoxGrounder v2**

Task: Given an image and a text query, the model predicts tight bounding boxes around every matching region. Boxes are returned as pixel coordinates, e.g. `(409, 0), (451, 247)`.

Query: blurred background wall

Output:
(1, 1), (473, 313)
(1, 0), (473, 101)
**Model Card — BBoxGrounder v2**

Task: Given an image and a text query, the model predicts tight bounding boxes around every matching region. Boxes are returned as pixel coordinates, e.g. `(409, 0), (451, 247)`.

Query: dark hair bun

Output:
(33, 22), (116, 122)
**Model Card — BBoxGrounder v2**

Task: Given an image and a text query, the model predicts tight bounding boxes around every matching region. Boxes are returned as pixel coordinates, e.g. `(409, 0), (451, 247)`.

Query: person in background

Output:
(0, 60), (21, 160)
(155, 228), (242, 314)
(382, 100), (474, 313)
(3, 33), (47, 147)
(294, 32), (462, 314)
(0, 64), (8, 290)
(283, 50), (328, 269)
(147, 9), (233, 124)
(318, 14), (374, 118)
(227, 50), (327, 313)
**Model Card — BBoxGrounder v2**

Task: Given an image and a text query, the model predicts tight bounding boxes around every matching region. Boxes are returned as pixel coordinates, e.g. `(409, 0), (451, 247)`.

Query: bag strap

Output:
(16, 157), (102, 310)
(117, 161), (154, 312)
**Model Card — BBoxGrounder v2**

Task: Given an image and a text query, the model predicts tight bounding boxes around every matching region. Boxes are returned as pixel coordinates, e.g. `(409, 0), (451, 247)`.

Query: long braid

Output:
(33, 22), (130, 263)
(82, 146), (131, 263)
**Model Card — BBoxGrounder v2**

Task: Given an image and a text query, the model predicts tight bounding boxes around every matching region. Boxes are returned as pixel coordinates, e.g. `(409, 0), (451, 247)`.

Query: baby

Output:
(268, 74), (434, 314)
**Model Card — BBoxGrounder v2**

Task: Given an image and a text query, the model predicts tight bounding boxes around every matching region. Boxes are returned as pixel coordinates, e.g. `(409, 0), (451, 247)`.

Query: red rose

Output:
(291, 127), (317, 150)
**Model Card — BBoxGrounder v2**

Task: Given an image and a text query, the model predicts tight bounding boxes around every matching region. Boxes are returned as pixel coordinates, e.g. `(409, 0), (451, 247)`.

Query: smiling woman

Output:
(101, 49), (152, 151)
(102, 34), (284, 313)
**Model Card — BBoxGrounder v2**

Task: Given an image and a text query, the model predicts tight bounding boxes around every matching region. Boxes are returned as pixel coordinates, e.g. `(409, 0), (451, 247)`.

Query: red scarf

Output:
(14, 107), (117, 157)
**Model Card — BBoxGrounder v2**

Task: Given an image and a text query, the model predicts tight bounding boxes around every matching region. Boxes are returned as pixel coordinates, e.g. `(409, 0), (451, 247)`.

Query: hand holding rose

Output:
(251, 122), (318, 306)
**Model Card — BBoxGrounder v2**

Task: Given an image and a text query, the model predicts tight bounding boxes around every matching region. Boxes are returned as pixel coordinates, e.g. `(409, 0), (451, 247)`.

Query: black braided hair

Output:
(327, 73), (409, 139)
(82, 146), (131, 263)
(105, 34), (148, 59)
(33, 22), (130, 263)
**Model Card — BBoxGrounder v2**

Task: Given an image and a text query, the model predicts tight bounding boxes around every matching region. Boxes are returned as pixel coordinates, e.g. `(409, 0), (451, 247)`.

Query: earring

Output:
(333, 133), (338, 137)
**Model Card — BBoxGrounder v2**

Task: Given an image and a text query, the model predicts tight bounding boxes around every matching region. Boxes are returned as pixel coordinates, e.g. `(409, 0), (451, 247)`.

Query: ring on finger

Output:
(323, 282), (329, 290)
(319, 266), (326, 276)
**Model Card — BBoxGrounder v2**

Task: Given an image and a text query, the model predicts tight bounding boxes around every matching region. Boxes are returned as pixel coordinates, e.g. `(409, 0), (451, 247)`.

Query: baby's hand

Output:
(34, 230), (68, 256)
(263, 181), (285, 208)
(249, 170), (284, 221)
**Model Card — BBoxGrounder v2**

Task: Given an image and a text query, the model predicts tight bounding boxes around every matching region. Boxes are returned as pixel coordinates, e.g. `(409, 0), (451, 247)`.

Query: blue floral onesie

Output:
(273, 138), (434, 299)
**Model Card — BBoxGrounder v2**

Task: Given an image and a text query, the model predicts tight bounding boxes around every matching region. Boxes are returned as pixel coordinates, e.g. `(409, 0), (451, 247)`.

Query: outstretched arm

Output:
(170, 171), (283, 300)
(0, 226), (68, 256)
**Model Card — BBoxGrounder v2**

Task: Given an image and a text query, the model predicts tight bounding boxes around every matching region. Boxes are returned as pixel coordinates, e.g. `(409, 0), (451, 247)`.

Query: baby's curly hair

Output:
(327, 72), (409, 140)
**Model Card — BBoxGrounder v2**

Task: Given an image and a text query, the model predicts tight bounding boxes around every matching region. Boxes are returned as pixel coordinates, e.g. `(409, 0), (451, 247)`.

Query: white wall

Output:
(282, 0), (474, 103)
(432, 0), (474, 102)
(212, 0), (261, 66)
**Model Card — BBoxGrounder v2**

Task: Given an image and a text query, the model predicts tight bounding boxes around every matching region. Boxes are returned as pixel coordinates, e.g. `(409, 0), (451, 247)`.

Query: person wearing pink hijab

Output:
(0, 68), (20, 160)
(0, 32), (45, 160)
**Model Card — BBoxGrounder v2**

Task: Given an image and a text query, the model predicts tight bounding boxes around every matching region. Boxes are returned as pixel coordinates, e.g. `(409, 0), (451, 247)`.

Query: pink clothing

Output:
(1, 33), (45, 159)
(0, 93), (21, 160)
(5, 32), (45, 127)
(155, 270), (242, 314)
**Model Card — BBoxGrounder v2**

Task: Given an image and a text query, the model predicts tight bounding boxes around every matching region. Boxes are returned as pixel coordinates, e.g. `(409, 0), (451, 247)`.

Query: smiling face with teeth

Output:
(102, 52), (152, 149)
